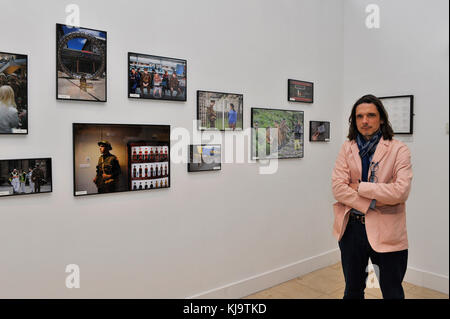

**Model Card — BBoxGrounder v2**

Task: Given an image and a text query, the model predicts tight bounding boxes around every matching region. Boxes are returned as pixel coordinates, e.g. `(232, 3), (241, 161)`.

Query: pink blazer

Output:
(332, 137), (413, 253)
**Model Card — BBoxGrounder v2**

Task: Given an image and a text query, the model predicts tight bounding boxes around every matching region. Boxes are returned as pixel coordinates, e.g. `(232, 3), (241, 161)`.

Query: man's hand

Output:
(349, 183), (359, 191)
(312, 131), (320, 141)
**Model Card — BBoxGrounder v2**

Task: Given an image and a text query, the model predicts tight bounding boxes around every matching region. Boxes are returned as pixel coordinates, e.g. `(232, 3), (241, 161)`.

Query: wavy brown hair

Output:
(347, 94), (394, 141)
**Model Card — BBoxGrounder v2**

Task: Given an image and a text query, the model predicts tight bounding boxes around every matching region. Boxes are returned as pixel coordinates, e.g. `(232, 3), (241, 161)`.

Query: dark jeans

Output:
(338, 215), (408, 299)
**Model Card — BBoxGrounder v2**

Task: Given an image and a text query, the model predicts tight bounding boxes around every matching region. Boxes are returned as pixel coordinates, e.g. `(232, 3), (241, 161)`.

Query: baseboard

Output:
(404, 266), (449, 295)
(187, 249), (341, 299)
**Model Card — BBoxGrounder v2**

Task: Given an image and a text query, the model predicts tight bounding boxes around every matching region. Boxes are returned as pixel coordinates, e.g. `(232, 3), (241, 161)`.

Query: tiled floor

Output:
(244, 262), (449, 299)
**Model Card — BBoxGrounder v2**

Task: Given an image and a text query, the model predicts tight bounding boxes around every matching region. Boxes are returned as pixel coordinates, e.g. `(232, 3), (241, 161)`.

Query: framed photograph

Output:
(128, 52), (186, 101)
(251, 108), (304, 159)
(56, 24), (107, 102)
(0, 51), (28, 134)
(188, 145), (222, 172)
(288, 79), (313, 103)
(73, 123), (170, 196)
(197, 90), (243, 131)
(378, 95), (414, 134)
(0, 158), (52, 197)
(309, 121), (330, 142)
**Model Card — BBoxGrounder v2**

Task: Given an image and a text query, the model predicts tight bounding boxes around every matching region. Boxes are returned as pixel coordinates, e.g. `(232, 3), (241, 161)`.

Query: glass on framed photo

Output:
(73, 123), (170, 196)
(188, 145), (222, 172)
(197, 91), (243, 131)
(288, 79), (313, 103)
(251, 108), (304, 159)
(0, 158), (52, 197)
(128, 52), (186, 101)
(379, 95), (414, 134)
(0, 51), (28, 134)
(56, 24), (107, 102)
(309, 121), (330, 142)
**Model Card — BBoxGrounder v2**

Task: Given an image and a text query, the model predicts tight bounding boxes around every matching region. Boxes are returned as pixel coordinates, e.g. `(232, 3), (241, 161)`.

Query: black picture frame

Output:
(73, 123), (171, 197)
(128, 52), (187, 102)
(187, 144), (222, 172)
(251, 107), (304, 160)
(288, 79), (314, 103)
(56, 24), (107, 102)
(197, 90), (243, 131)
(0, 51), (28, 134)
(378, 95), (414, 134)
(0, 157), (52, 197)
(309, 121), (330, 142)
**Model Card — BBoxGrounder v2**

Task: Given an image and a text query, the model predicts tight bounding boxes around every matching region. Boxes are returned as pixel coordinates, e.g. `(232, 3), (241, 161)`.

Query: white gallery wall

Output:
(343, 0), (449, 293)
(0, 0), (447, 298)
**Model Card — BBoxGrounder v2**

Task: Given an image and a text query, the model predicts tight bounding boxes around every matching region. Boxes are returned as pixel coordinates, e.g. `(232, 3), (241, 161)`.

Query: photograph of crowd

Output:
(128, 52), (186, 101)
(73, 123), (170, 196)
(0, 52), (27, 134)
(188, 145), (221, 172)
(56, 24), (107, 102)
(288, 79), (313, 103)
(197, 91), (243, 131)
(251, 108), (304, 159)
(0, 158), (52, 197)
(309, 121), (330, 142)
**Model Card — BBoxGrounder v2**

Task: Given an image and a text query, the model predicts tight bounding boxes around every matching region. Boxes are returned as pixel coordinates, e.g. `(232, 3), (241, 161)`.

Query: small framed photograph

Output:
(0, 51), (28, 134)
(73, 123), (170, 196)
(188, 145), (221, 172)
(378, 95), (414, 134)
(251, 108), (304, 159)
(56, 24), (107, 102)
(128, 52), (186, 101)
(309, 121), (330, 142)
(288, 79), (313, 103)
(0, 158), (52, 197)
(197, 90), (243, 131)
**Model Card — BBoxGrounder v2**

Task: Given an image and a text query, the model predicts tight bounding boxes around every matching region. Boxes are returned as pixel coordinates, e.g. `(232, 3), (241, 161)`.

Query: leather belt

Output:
(349, 212), (365, 224)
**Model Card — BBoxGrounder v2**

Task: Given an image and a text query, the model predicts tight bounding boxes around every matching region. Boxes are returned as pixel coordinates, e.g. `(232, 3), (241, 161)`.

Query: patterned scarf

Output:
(356, 130), (382, 182)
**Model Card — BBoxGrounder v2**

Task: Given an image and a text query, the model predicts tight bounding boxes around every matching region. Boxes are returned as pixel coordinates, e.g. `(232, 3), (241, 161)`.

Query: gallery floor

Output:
(244, 262), (449, 299)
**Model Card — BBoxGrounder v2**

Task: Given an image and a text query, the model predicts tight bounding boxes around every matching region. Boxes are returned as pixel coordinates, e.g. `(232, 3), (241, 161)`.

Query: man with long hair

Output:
(332, 94), (413, 299)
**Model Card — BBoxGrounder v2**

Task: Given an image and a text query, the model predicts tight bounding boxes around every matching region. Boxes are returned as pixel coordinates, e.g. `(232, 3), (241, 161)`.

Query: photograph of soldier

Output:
(188, 145), (221, 172)
(0, 52), (27, 134)
(207, 100), (217, 129)
(309, 121), (330, 142)
(73, 123), (170, 196)
(0, 158), (52, 197)
(128, 52), (186, 101)
(251, 108), (304, 159)
(31, 163), (45, 193)
(197, 91), (243, 131)
(56, 24), (106, 102)
(93, 141), (121, 193)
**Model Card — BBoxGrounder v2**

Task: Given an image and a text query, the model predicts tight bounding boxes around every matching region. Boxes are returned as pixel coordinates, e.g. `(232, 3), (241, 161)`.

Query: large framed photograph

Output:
(378, 95), (414, 134)
(197, 90), (243, 131)
(309, 121), (330, 142)
(0, 158), (52, 197)
(73, 123), (170, 196)
(251, 108), (304, 159)
(288, 79), (313, 103)
(188, 145), (221, 172)
(56, 24), (107, 102)
(0, 51), (28, 134)
(128, 52), (186, 101)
